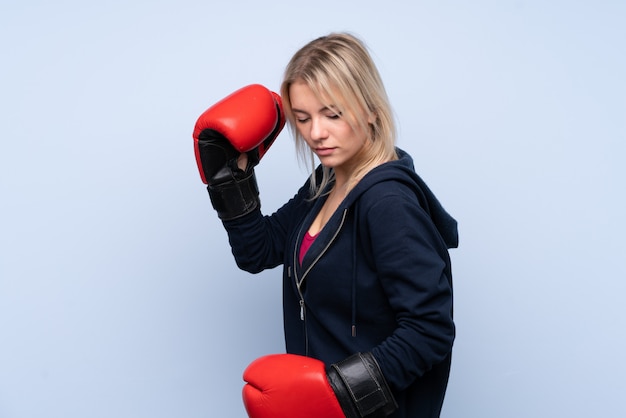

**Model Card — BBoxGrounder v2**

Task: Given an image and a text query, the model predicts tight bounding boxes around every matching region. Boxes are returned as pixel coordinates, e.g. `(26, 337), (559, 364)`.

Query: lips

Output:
(315, 147), (335, 156)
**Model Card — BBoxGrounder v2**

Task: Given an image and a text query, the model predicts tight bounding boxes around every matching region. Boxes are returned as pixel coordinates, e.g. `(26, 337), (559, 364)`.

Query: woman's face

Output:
(289, 81), (369, 176)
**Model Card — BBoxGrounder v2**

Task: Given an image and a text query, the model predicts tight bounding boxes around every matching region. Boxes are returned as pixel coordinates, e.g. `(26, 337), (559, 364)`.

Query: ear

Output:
(367, 111), (377, 125)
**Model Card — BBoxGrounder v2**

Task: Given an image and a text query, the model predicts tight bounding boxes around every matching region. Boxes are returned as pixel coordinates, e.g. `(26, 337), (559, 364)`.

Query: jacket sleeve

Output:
(220, 179), (311, 274)
(363, 184), (455, 392)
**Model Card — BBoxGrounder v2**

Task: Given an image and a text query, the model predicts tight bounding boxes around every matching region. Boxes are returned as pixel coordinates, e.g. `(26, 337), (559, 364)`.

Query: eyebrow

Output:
(291, 105), (336, 114)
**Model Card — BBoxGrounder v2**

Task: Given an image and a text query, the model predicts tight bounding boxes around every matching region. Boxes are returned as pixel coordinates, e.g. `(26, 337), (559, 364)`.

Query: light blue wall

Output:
(1, 1), (624, 417)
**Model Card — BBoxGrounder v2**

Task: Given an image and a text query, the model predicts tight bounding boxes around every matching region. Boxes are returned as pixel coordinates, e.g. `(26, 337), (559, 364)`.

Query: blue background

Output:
(1, 1), (625, 417)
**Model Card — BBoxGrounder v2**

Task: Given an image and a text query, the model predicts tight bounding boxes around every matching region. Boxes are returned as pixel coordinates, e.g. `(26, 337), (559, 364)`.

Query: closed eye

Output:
(293, 110), (310, 124)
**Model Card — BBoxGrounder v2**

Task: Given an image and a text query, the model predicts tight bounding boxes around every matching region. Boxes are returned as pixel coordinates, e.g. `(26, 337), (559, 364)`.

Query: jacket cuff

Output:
(327, 352), (398, 418)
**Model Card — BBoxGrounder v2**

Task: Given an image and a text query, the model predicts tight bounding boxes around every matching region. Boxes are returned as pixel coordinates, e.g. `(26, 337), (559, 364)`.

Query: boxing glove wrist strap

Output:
(207, 170), (260, 220)
(327, 352), (398, 418)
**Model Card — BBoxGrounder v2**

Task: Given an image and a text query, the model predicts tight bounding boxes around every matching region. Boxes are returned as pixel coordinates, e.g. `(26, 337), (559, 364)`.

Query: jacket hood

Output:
(343, 148), (459, 249)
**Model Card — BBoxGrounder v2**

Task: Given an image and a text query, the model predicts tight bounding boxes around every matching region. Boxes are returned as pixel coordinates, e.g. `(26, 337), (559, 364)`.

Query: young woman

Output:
(193, 33), (458, 418)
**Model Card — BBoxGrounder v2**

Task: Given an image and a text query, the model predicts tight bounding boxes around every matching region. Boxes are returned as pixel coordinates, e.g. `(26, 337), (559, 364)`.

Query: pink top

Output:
(299, 230), (319, 265)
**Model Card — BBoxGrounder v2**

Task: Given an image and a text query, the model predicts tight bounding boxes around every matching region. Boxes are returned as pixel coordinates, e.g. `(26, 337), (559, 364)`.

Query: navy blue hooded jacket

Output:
(223, 148), (458, 418)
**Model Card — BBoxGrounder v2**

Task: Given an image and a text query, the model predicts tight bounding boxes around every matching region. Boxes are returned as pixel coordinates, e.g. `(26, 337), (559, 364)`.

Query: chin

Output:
(317, 157), (340, 168)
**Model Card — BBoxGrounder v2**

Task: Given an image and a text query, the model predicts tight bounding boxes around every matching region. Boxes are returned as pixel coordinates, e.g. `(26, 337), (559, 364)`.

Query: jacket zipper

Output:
(292, 208), (348, 355)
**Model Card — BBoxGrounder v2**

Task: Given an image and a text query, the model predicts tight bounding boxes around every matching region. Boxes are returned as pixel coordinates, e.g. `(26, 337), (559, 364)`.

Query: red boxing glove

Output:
(193, 84), (285, 184)
(243, 354), (345, 418)
(192, 84), (285, 219)
(243, 353), (397, 418)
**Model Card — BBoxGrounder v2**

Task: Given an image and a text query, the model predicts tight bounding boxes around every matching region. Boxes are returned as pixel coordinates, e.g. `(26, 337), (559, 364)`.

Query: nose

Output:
(309, 117), (328, 141)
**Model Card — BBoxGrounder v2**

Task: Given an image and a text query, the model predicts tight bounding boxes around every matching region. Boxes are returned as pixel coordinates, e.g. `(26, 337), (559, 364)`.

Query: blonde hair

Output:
(280, 32), (397, 198)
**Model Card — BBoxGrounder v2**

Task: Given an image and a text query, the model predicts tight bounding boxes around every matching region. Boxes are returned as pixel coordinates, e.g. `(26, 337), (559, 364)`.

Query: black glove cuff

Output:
(207, 170), (260, 220)
(327, 352), (398, 418)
